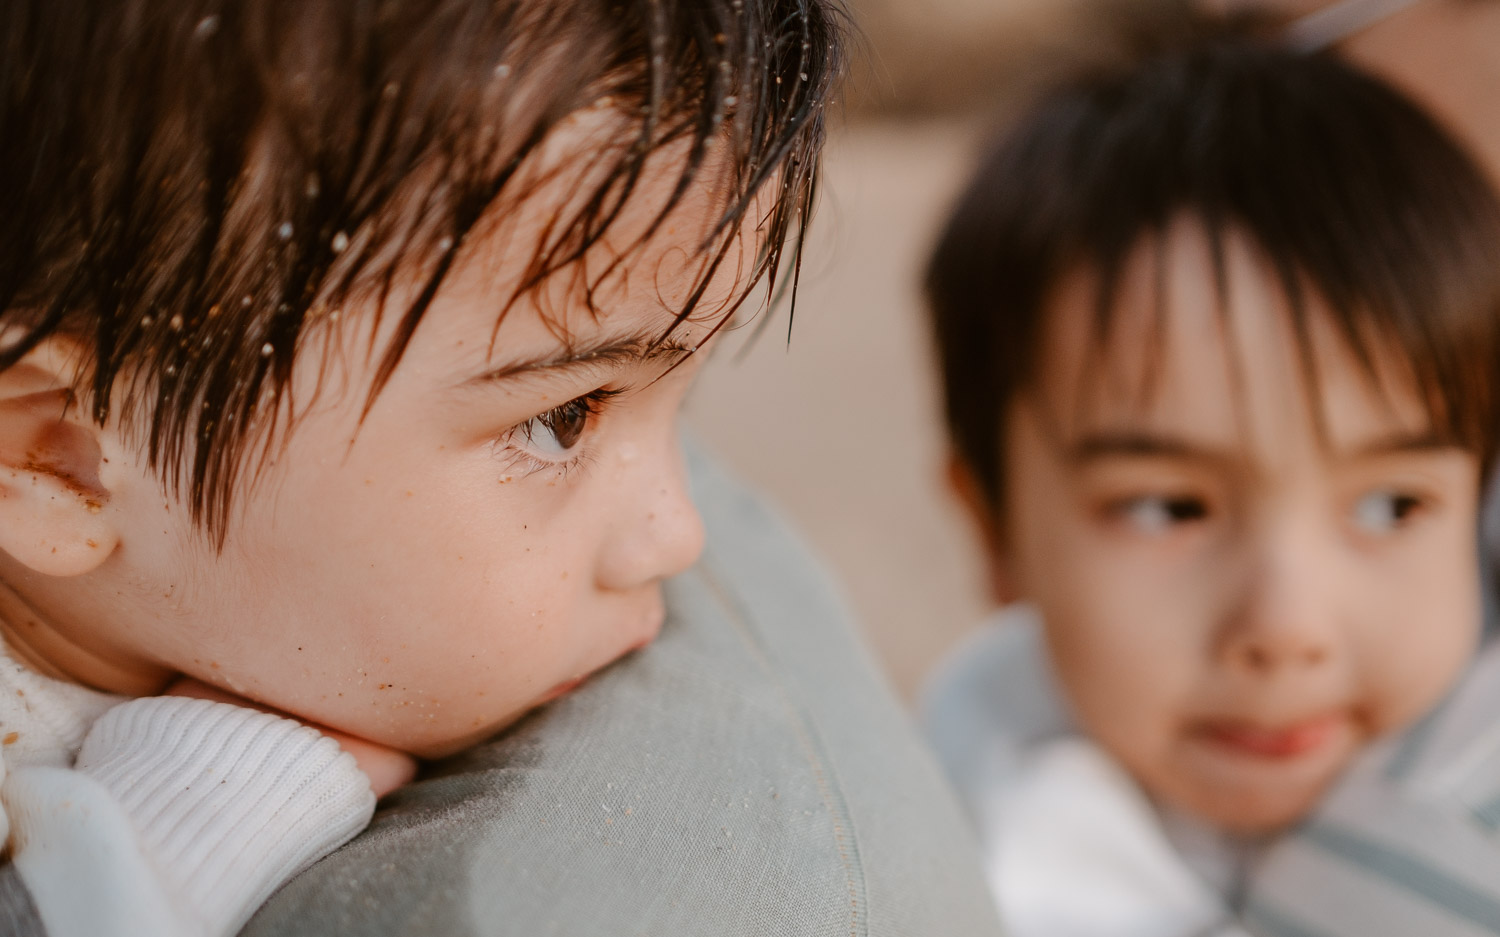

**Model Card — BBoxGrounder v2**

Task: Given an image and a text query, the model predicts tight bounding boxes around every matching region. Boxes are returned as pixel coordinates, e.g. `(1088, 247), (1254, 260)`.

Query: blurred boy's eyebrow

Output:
(1344, 430), (1454, 458)
(1067, 432), (1228, 465)
(1068, 429), (1457, 464)
(462, 329), (697, 385)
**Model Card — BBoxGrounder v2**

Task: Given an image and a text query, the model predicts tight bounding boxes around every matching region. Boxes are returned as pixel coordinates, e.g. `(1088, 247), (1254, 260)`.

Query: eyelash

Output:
(1104, 492), (1211, 535)
(495, 387), (623, 478)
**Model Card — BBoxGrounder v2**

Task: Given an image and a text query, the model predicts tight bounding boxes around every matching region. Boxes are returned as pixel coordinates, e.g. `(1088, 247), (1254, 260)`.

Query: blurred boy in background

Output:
(922, 18), (1500, 936)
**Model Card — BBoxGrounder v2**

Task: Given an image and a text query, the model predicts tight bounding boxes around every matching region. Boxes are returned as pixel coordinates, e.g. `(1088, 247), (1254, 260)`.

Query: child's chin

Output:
(1193, 791), (1320, 835)
(1151, 751), (1352, 834)
(1165, 766), (1341, 834)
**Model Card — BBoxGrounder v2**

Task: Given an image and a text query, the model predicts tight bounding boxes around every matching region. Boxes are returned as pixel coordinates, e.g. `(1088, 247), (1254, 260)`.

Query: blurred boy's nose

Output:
(1221, 627), (1331, 675)
(596, 438), (705, 591)
(1216, 526), (1338, 677)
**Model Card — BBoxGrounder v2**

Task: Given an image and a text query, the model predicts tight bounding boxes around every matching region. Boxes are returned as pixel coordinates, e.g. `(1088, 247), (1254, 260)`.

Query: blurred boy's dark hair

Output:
(0, 0), (846, 535)
(925, 17), (1500, 520)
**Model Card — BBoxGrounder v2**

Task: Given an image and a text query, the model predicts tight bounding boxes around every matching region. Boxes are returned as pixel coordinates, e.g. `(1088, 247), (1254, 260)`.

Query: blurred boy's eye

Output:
(1117, 495), (1208, 535)
(1352, 490), (1422, 534)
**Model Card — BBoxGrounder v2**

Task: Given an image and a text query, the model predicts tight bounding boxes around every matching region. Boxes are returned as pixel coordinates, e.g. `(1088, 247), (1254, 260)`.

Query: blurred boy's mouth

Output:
(1192, 712), (1349, 760)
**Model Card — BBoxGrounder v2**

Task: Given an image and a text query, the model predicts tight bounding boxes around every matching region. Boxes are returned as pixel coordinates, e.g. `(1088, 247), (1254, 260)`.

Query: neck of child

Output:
(0, 576), (171, 697)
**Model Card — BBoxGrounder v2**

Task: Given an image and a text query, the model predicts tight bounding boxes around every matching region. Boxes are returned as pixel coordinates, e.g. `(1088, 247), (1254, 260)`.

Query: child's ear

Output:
(0, 339), (121, 577)
(945, 452), (1021, 606)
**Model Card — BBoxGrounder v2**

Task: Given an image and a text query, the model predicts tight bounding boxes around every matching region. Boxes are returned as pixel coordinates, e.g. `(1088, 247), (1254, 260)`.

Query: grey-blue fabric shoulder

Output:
(238, 447), (1003, 937)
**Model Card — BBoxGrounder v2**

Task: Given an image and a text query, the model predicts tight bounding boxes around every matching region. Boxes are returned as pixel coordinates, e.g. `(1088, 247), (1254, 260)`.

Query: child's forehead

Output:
(470, 108), (738, 265)
(1029, 223), (1436, 458)
(343, 114), (751, 360)
(465, 151), (747, 332)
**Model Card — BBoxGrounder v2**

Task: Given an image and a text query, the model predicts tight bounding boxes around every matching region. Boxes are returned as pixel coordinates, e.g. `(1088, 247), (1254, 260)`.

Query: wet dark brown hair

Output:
(0, 0), (846, 535)
(926, 21), (1500, 518)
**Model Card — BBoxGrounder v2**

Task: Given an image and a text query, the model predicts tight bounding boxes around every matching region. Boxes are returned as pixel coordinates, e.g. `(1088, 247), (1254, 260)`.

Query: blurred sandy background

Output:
(685, 0), (1128, 700)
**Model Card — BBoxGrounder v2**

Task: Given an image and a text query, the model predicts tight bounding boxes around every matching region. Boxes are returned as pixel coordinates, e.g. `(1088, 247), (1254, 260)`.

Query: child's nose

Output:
(1216, 532), (1338, 676)
(1220, 629), (1331, 675)
(595, 440), (705, 591)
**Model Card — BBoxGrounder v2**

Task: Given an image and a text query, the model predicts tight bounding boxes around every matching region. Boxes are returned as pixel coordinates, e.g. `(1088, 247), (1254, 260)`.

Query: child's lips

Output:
(1194, 712), (1348, 759)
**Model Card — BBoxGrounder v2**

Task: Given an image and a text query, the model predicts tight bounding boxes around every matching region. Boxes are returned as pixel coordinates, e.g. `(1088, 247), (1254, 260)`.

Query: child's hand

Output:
(164, 677), (418, 797)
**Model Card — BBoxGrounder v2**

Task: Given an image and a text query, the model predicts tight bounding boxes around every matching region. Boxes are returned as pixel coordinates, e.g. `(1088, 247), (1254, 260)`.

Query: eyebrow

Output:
(1067, 432), (1230, 466)
(1342, 429), (1455, 459)
(460, 328), (698, 387)
(1067, 429), (1457, 466)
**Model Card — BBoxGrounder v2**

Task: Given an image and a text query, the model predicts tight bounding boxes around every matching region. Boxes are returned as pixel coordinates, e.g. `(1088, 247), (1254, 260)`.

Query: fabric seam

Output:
(697, 557), (869, 937)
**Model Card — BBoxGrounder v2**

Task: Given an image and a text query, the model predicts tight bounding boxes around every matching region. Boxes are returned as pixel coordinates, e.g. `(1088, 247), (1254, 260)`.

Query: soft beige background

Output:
(686, 119), (990, 700)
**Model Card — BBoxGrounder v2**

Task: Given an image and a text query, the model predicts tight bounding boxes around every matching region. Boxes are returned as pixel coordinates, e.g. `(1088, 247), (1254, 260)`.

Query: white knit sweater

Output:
(0, 642), (375, 937)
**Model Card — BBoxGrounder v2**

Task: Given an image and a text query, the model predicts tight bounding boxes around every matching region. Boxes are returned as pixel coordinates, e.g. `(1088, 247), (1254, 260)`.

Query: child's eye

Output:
(1351, 490), (1423, 534)
(512, 388), (621, 459)
(1115, 495), (1208, 535)
(522, 397), (594, 454)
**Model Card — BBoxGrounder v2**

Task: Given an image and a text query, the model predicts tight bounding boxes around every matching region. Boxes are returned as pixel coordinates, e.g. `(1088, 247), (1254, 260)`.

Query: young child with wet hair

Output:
(921, 19), (1500, 937)
(0, 2), (842, 935)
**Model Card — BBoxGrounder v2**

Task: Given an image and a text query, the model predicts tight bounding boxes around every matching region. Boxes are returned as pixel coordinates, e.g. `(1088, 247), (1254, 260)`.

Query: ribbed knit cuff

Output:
(75, 697), (375, 937)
